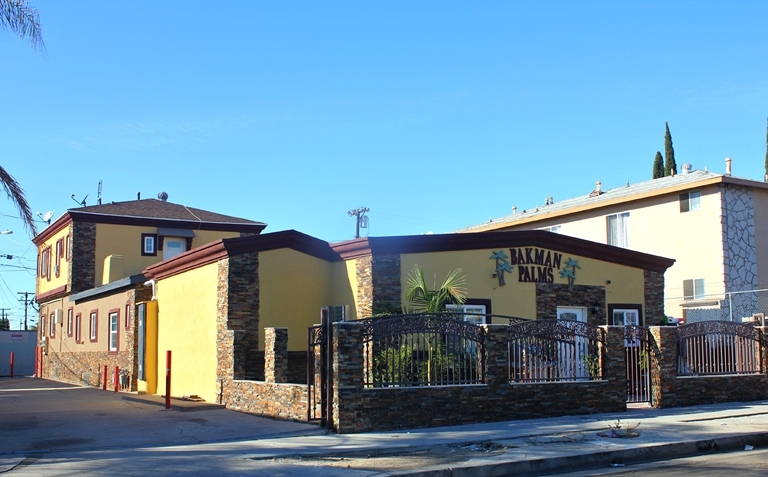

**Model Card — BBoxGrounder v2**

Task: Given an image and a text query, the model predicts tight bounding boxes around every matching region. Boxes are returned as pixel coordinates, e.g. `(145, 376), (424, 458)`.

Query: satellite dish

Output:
(37, 211), (54, 224)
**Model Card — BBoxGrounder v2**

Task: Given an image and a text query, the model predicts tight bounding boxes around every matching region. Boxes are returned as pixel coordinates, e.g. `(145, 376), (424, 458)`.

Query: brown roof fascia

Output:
(333, 231), (675, 273)
(464, 176), (730, 233)
(36, 285), (69, 304)
(33, 213), (73, 245)
(144, 230), (340, 281)
(67, 211), (267, 234)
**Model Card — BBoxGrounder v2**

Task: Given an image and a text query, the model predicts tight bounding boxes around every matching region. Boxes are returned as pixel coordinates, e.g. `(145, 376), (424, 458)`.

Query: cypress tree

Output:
(653, 151), (664, 179)
(664, 122), (677, 176)
(764, 118), (768, 181)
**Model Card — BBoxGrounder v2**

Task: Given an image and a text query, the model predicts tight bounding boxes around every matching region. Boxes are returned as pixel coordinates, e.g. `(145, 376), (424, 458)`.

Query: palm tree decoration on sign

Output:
(405, 265), (467, 312)
(490, 250), (513, 286)
(559, 257), (581, 291)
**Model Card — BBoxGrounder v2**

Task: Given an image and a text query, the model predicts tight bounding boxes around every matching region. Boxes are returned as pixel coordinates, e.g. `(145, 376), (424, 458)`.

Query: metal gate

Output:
(307, 315), (332, 427)
(624, 325), (651, 403)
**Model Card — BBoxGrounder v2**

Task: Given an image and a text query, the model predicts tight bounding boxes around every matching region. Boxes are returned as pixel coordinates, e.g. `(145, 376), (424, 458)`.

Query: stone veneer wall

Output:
(722, 184), (757, 293)
(355, 256), (373, 318)
(70, 222), (96, 293)
(221, 252), (260, 380)
(535, 283), (606, 326)
(356, 254), (402, 318)
(651, 326), (768, 408)
(644, 270), (666, 326)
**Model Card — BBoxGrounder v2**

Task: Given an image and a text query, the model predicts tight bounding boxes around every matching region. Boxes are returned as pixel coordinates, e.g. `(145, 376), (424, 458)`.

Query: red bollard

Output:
(165, 350), (171, 410)
(114, 366), (119, 393)
(10, 352), (14, 379)
(39, 347), (44, 378)
(34, 346), (38, 378)
(102, 365), (107, 390)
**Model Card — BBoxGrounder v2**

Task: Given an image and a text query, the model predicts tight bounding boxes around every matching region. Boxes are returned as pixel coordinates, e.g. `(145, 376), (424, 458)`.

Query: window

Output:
(680, 191), (701, 213)
(683, 279), (705, 300)
(49, 312), (55, 338)
(39, 246), (52, 279)
(89, 310), (98, 342)
(75, 313), (82, 343)
(67, 308), (73, 337)
(125, 303), (131, 330)
(606, 212), (630, 248)
(66, 235), (72, 261)
(445, 300), (491, 324)
(108, 310), (119, 353)
(40, 315), (46, 338)
(55, 239), (63, 277)
(141, 234), (157, 256)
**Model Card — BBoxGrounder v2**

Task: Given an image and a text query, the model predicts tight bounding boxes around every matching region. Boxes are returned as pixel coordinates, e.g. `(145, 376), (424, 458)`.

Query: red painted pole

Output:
(102, 365), (107, 390)
(165, 350), (171, 410)
(10, 352), (14, 379)
(114, 366), (119, 393)
(40, 347), (44, 378)
(34, 346), (38, 377)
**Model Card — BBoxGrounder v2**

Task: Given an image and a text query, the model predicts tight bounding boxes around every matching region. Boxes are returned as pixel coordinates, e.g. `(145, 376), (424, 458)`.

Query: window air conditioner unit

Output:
(53, 264), (60, 275)
(54, 309), (63, 325)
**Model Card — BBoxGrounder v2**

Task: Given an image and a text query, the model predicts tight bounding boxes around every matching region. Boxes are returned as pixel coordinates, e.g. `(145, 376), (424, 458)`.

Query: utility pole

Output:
(0, 308), (10, 330)
(348, 207), (370, 239)
(18, 292), (35, 331)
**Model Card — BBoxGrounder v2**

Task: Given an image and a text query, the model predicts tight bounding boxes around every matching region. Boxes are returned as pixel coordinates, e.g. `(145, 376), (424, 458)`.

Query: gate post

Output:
(331, 322), (364, 434)
(601, 326), (627, 411)
(650, 326), (678, 408)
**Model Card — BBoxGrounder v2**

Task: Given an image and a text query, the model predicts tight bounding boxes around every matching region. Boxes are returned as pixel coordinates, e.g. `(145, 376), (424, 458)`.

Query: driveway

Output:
(0, 377), (322, 455)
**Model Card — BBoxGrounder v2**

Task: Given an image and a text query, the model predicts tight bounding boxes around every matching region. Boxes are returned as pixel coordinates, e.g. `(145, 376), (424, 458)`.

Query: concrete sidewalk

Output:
(192, 400), (768, 475)
(3, 377), (768, 475)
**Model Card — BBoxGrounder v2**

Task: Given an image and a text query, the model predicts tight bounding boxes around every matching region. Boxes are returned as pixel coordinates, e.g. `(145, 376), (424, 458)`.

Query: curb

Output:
(385, 431), (768, 477)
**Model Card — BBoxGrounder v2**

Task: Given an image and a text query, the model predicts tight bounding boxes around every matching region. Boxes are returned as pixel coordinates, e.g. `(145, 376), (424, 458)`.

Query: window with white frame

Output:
(446, 304), (488, 324)
(606, 212), (630, 248)
(40, 315), (46, 338)
(89, 310), (98, 342)
(109, 311), (119, 353)
(141, 233), (157, 256)
(67, 308), (73, 337)
(683, 278), (705, 300)
(680, 191), (701, 213)
(75, 313), (82, 343)
(49, 312), (55, 338)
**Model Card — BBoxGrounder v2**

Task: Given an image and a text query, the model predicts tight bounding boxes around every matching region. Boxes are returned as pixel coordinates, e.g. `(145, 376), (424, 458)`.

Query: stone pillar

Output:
(483, 325), (509, 389)
(264, 328), (288, 384)
(650, 326), (678, 408)
(601, 326), (627, 410)
(332, 322), (365, 434)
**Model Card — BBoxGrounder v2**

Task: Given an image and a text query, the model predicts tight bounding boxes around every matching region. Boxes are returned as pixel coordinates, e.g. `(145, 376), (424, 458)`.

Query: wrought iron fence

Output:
(676, 321), (762, 376)
(361, 313), (485, 388)
(508, 320), (605, 383)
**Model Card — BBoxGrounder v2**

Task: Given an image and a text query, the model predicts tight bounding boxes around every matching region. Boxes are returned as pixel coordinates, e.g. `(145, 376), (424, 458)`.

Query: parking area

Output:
(0, 377), (322, 455)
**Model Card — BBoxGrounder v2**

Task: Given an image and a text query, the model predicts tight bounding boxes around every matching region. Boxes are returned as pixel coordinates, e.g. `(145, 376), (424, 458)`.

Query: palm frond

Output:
(0, 0), (46, 53)
(0, 166), (36, 236)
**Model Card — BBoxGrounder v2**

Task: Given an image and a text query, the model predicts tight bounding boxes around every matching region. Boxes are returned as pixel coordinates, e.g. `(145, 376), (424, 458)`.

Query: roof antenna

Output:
(97, 180), (103, 205)
(71, 193), (88, 207)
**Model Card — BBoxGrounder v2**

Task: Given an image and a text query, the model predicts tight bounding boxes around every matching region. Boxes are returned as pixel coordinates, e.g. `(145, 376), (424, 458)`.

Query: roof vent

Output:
(682, 163), (692, 175)
(725, 157), (732, 176)
(589, 181), (602, 198)
(158, 191), (169, 201)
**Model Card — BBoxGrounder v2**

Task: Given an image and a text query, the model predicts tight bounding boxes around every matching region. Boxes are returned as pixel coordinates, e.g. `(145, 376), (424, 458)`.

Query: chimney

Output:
(596, 181), (602, 193)
(137, 192), (141, 200)
(725, 157), (732, 176)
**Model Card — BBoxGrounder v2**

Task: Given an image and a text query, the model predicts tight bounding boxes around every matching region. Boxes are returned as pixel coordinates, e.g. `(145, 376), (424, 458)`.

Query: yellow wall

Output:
(493, 185), (723, 319)
(94, 224), (241, 287)
(138, 300), (158, 394)
(36, 226), (72, 297)
(258, 249), (334, 351)
(401, 248), (645, 319)
(155, 263), (219, 403)
(332, 260), (357, 319)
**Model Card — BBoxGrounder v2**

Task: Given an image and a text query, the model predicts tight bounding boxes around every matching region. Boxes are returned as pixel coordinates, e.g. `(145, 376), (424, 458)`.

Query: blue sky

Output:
(2, 1), (768, 327)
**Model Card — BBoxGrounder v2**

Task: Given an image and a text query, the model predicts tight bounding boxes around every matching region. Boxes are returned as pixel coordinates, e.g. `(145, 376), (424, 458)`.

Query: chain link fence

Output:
(683, 289), (768, 324)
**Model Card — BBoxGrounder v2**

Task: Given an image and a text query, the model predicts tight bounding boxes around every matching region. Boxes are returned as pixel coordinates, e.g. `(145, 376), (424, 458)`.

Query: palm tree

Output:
(405, 265), (467, 313)
(0, 166), (36, 235)
(1, 0), (45, 52)
(1, 0), (44, 236)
